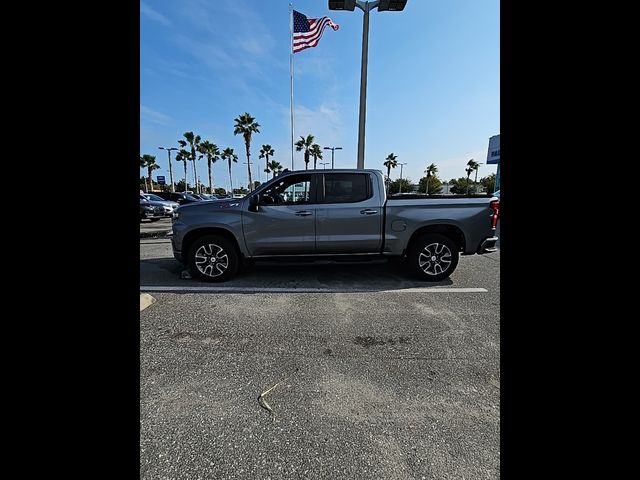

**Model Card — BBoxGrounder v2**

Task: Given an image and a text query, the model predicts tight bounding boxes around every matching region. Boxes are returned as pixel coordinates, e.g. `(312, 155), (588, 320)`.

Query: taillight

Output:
(490, 200), (500, 229)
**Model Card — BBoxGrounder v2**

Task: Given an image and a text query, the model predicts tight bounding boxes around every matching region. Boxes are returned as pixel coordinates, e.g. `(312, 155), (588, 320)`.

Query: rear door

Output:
(315, 172), (383, 253)
(242, 173), (318, 255)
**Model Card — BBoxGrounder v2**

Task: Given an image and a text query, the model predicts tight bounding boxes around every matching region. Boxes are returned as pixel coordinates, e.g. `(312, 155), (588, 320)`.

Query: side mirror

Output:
(249, 194), (260, 212)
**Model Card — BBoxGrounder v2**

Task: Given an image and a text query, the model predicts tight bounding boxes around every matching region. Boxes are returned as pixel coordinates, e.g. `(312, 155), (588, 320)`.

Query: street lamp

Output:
(328, 0), (408, 169)
(243, 162), (253, 191)
(323, 146), (343, 169)
(158, 146), (178, 192)
(474, 162), (484, 194)
(320, 162), (329, 169)
(398, 162), (407, 193)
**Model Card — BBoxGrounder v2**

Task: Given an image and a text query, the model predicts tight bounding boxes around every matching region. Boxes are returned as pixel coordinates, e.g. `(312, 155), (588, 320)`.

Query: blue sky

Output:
(141, 0), (499, 191)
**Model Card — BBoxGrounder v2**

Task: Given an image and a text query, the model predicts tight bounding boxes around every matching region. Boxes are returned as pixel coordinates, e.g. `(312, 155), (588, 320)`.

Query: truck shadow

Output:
(140, 257), (454, 292)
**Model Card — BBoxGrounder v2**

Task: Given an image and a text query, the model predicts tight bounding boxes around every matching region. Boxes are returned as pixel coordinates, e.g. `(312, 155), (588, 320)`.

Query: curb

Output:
(140, 230), (171, 239)
(140, 293), (156, 311)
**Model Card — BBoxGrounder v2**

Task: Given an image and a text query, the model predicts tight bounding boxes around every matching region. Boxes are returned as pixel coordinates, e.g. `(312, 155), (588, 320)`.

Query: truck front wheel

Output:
(407, 234), (459, 281)
(188, 235), (239, 282)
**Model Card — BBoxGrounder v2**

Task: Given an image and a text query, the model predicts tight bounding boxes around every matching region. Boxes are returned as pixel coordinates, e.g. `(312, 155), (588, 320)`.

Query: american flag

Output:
(293, 10), (339, 54)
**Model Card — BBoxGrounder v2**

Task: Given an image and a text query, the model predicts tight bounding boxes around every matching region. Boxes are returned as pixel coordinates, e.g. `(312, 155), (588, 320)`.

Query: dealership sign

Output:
(486, 135), (500, 164)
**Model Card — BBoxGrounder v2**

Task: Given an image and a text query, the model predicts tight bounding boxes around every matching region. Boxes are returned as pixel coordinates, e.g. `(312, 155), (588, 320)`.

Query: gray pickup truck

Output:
(171, 169), (499, 282)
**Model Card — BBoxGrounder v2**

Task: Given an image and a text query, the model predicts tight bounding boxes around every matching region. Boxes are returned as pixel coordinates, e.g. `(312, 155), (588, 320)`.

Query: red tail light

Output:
(490, 200), (500, 229)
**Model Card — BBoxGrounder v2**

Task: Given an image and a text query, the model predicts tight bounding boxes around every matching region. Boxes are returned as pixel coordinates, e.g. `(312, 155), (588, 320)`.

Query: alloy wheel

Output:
(194, 243), (229, 278)
(418, 242), (452, 276)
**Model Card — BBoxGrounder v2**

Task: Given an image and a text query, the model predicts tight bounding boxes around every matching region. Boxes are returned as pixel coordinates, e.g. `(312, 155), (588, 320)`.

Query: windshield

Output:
(145, 194), (165, 202)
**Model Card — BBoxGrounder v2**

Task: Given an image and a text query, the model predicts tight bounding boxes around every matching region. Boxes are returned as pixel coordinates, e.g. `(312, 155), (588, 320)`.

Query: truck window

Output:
(260, 174), (312, 205)
(323, 173), (371, 203)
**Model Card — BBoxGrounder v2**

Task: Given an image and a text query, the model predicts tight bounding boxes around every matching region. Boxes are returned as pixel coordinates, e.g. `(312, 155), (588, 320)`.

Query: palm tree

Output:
(176, 149), (190, 192)
(178, 132), (202, 193)
(199, 141), (220, 194)
(473, 162), (483, 193)
(295, 134), (314, 170)
(424, 163), (438, 194)
(221, 147), (238, 193)
(383, 153), (398, 191)
(196, 154), (204, 193)
(259, 144), (275, 182)
(265, 160), (283, 178)
(233, 113), (260, 191)
(466, 159), (479, 194)
(140, 155), (148, 190)
(140, 154), (160, 192)
(310, 144), (323, 169)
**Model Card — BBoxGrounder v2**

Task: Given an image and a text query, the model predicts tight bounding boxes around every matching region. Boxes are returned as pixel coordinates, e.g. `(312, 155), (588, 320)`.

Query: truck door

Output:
(242, 173), (317, 255)
(315, 172), (383, 253)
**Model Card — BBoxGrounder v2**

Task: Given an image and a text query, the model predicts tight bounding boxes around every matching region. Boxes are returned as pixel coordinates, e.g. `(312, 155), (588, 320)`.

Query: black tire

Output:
(407, 233), (459, 281)
(188, 235), (239, 282)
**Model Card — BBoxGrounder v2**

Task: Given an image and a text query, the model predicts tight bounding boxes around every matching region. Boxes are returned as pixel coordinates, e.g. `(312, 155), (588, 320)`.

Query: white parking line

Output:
(139, 286), (487, 293)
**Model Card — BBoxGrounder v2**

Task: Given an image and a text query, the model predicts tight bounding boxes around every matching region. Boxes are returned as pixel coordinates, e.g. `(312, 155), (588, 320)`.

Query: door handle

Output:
(295, 210), (313, 216)
(360, 209), (378, 215)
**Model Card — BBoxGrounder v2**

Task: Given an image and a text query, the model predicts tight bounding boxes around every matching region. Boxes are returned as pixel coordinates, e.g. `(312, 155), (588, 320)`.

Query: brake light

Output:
(490, 200), (500, 229)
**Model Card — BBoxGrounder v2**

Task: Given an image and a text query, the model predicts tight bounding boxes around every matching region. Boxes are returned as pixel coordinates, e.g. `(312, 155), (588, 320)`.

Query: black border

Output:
(27, 2), (140, 475)
(500, 0), (597, 474)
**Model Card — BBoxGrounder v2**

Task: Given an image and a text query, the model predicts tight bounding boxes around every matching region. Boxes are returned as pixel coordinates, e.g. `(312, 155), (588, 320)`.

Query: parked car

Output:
(153, 191), (202, 205)
(197, 193), (224, 201)
(140, 200), (164, 222)
(140, 194), (179, 217)
(192, 193), (221, 201)
(171, 169), (500, 282)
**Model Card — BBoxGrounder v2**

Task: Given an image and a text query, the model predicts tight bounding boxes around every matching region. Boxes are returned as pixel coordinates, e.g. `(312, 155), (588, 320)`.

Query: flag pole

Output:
(289, 3), (295, 170)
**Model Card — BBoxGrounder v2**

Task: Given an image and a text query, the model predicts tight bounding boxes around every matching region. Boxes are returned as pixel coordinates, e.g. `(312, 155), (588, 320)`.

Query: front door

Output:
(242, 173), (317, 255)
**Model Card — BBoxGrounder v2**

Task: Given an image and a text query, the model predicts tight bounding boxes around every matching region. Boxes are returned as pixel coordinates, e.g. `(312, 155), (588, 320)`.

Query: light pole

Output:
(320, 162), (329, 169)
(329, 1), (408, 169)
(474, 162), (484, 194)
(398, 162), (407, 193)
(243, 162), (253, 191)
(424, 168), (429, 195)
(323, 146), (342, 169)
(158, 146), (178, 192)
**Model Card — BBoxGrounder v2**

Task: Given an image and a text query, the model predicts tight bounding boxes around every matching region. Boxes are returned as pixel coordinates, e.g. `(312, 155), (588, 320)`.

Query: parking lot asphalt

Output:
(140, 238), (500, 479)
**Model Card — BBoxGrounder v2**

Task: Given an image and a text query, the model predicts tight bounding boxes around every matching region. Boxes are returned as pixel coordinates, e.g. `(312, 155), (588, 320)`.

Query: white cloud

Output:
(292, 103), (344, 148)
(294, 55), (334, 80)
(153, 57), (191, 78)
(141, 105), (171, 126)
(172, 34), (235, 70)
(264, 101), (347, 170)
(172, 0), (276, 73)
(239, 38), (269, 56)
(140, 2), (171, 27)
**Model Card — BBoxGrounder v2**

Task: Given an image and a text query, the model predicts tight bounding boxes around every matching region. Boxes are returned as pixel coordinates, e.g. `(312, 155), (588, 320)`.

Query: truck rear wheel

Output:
(407, 233), (459, 281)
(188, 235), (239, 282)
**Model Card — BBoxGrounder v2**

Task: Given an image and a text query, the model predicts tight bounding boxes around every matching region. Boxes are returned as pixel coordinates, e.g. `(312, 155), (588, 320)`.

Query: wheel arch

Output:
(405, 224), (466, 256)
(181, 227), (243, 263)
